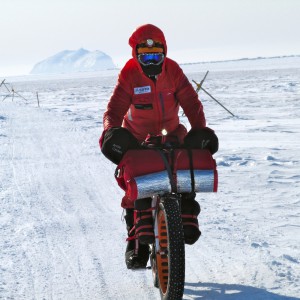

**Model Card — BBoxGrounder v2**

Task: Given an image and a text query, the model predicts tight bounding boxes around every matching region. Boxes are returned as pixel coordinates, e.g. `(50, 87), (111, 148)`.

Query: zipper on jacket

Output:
(151, 80), (162, 135)
(159, 92), (165, 133)
(150, 79), (164, 135)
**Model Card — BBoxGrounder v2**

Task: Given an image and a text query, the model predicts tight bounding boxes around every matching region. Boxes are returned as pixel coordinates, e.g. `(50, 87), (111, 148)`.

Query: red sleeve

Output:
(103, 66), (132, 130)
(173, 64), (206, 129)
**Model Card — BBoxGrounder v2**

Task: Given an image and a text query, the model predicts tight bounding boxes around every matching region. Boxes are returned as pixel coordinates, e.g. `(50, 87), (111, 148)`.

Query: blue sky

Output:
(1, 0), (300, 76)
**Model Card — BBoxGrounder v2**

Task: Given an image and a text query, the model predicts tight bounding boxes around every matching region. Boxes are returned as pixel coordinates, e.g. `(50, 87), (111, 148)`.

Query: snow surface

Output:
(1, 57), (300, 299)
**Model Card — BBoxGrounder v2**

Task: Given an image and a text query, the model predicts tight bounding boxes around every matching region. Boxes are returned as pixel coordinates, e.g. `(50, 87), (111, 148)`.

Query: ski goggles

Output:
(137, 53), (165, 66)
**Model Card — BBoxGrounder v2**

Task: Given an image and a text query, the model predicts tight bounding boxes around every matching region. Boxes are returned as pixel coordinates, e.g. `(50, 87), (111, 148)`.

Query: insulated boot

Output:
(134, 198), (155, 245)
(124, 208), (149, 269)
(181, 193), (201, 245)
(125, 240), (150, 269)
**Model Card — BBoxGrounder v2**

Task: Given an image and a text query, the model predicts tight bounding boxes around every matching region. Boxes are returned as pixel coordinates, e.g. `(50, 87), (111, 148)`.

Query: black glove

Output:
(184, 127), (219, 154)
(101, 127), (140, 164)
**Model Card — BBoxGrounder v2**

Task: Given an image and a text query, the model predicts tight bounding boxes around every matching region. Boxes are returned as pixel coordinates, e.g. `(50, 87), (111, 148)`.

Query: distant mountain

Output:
(30, 48), (116, 74)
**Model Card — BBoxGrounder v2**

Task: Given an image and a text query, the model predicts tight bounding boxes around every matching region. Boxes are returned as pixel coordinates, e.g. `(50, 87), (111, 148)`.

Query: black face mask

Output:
(140, 63), (163, 77)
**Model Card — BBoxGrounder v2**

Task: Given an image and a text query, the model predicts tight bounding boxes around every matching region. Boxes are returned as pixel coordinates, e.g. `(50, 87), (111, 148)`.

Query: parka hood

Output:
(128, 24), (167, 59)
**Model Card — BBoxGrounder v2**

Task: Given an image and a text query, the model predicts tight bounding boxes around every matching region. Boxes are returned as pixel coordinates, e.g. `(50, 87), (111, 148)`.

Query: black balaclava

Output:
(140, 63), (163, 77)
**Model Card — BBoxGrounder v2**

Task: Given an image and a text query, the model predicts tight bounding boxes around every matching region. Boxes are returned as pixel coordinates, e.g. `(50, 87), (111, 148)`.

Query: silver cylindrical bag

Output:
(176, 170), (215, 193)
(135, 170), (172, 199)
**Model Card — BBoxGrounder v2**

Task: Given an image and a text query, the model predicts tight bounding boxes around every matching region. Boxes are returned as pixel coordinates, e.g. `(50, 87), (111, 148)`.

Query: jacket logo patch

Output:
(134, 86), (151, 95)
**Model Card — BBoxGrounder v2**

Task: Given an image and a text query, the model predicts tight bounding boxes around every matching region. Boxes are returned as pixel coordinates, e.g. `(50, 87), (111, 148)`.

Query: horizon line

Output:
(178, 54), (300, 66)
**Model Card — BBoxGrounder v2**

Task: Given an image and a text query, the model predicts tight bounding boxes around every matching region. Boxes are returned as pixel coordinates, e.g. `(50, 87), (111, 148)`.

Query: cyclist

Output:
(100, 24), (218, 269)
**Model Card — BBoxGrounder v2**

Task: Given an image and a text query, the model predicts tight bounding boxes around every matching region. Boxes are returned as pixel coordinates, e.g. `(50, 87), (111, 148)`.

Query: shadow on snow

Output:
(184, 282), (299, 300)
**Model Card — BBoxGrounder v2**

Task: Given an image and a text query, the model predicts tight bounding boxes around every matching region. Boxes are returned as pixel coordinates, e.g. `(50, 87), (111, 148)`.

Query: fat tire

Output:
(156, 196), (185, 300)
(150, 244), (159, 288)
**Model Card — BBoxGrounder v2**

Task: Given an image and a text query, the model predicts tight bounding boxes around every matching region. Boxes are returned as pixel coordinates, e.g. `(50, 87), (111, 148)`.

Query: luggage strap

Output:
(186, 149), (195, 193)
(155, 150), (177, 193)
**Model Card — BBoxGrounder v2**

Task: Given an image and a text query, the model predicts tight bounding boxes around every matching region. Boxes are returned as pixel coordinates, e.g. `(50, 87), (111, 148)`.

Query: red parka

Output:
(102, 24), (206, 143)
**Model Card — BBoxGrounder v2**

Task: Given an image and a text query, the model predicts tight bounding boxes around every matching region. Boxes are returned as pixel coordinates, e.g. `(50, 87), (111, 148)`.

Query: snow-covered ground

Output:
(1, 56), (300, 299)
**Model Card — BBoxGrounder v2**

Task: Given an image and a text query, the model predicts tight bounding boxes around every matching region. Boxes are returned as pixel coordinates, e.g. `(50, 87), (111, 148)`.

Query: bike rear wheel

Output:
(154, 195), (185, 299)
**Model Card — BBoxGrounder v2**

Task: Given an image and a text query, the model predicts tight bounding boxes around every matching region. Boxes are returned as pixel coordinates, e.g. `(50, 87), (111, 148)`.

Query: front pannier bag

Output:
(115, 149), (217, 205)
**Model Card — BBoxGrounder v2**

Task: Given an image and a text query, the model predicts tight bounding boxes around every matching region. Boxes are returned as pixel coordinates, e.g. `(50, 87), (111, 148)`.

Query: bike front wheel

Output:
(155, 195), (185, 299)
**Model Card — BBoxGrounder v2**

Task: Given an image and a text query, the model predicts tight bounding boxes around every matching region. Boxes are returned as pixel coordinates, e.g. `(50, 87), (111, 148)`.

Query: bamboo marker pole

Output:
(193, 71), (235, 117)
(36, 92), (40, 107)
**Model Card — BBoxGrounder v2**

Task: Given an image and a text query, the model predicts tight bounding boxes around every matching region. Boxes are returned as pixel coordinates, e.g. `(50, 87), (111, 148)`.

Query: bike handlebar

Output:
(141, 134), (181, 150)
